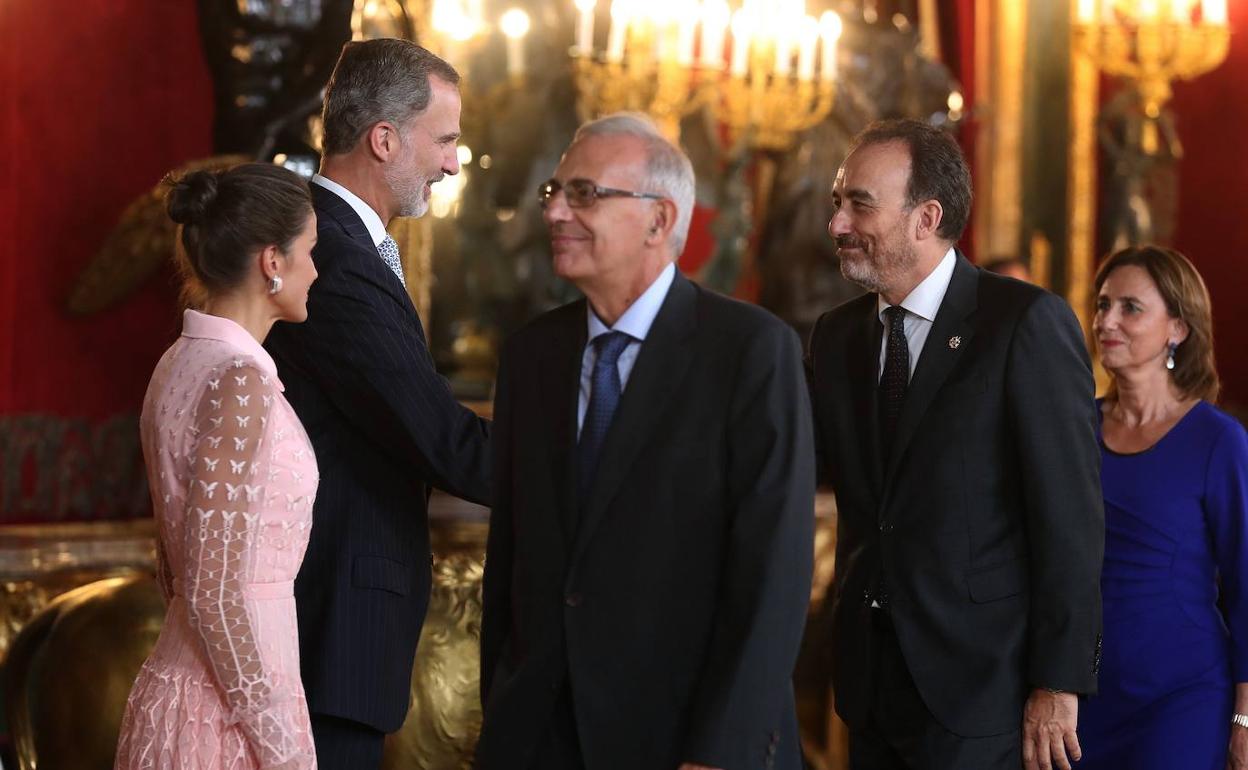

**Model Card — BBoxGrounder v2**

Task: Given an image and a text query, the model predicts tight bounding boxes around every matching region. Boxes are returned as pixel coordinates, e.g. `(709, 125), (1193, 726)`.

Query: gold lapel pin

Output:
(948, 336), (962, 349)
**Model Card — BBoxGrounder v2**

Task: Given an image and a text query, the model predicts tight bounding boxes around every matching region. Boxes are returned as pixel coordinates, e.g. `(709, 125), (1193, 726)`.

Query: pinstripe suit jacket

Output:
(266, 184), (491, 732)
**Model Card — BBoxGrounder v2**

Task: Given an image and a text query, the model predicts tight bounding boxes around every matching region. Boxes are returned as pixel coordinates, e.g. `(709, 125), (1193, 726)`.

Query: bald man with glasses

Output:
(475, 113), (816, 770)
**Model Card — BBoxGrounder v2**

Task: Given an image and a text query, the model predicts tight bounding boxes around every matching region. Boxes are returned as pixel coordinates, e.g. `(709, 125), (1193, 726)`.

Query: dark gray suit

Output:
(477, 272), (815, 770)
(807, 255), (1103, 762)
(266, 185), (491, 751)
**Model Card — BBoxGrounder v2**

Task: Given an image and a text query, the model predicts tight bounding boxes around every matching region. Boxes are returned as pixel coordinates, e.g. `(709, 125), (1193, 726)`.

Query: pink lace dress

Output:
(116, 310), (318, 770)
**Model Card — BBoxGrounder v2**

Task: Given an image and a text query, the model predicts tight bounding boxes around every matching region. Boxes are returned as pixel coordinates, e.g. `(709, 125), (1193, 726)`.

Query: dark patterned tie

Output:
(578, 331), (634, 502)
(879, 306), (909, 459)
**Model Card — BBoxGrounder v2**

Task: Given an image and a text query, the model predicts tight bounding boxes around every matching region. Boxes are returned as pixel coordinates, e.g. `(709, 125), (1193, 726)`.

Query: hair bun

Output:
(166, 169), (221, 226)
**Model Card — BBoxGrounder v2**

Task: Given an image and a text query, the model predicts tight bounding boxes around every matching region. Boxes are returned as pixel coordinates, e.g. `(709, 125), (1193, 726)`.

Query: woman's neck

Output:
(202, 293), (277, 345)
(1108, 368), (1191, 427)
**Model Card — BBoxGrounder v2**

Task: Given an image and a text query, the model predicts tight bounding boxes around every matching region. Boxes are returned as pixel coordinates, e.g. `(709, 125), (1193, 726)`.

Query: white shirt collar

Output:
(877, 248), (957, 322)
(586, 263), (677, 343)
(311, 174), (389, 248)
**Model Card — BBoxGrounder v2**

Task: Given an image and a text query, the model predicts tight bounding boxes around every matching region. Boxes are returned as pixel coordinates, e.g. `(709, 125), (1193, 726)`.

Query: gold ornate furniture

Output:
(2, 493), (840, 769)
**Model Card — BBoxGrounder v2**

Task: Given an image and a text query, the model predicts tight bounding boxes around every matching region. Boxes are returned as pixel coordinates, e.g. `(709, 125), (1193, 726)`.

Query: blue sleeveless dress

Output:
(1076, 400), (1248, 769)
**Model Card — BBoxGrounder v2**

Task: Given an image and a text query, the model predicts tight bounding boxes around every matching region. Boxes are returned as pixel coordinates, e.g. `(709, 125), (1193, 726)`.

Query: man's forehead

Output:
(557, 134), (645, 182)
(835, 143), (911, 194)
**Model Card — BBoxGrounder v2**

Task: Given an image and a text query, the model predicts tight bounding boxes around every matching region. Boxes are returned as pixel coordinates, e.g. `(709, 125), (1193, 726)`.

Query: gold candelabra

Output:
(1074, 0), (1231, 155)
(571, 0), (841, 152)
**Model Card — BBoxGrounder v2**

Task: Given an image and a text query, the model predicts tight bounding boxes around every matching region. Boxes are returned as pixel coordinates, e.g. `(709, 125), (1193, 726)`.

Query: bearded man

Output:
(805, 119), (1104, 770)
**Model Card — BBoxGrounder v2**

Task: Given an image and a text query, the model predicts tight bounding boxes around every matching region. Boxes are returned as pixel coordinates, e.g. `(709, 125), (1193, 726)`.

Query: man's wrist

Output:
(1232, 713), (1248, 730)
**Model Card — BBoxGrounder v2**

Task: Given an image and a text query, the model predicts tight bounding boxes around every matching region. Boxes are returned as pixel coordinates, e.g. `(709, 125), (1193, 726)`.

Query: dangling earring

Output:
(268, 275), (283, 295)
(1165, 341), (1177, 371)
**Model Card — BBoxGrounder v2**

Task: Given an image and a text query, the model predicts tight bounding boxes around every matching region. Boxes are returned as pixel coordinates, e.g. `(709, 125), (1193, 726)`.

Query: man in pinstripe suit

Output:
(477, 114), (815, 770)
(266, 39), (491, 769)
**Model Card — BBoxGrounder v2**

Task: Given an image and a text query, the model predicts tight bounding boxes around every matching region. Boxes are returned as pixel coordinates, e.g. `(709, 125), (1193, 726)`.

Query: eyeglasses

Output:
(538, 178), (664, 210)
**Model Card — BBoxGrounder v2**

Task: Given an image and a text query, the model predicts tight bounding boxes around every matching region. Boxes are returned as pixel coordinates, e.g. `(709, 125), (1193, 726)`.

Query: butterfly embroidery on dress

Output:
(234, 437), (248, 451)
(225, 482), (243, 501)
(208, 378), (221, 391)
(236, 416), (250, 428)
(207, 436), (223, 449)
(230, 459), (247, 475)
(209, 417), (224, 429)
(202, 458), (219, 471)
(210, 398), (222, 410)
(197, 481), (219, 498)
(234, 375), (248, 387)
(244, 484), (262, 502)
(235, 394), (250, 407)
(262, 394), (274, 408)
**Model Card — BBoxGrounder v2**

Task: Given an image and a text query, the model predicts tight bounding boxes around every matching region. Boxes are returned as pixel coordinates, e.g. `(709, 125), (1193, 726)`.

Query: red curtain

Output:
(1167, 1), (1248, 410)
(0, 1), (213, 417)
(0, 1), (213, 519)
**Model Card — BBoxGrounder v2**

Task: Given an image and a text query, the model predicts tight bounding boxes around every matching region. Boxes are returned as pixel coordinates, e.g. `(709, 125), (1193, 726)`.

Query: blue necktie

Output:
(578, 331), (633, 502)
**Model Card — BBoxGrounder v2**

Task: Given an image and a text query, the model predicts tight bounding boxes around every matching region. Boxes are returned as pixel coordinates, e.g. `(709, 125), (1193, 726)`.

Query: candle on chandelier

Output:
(500, 8), (531, 76)
(699, 0), (730, 68)
(797, 16), (819, 81)
(574, 0), (596, 53)
(1076, 0), (1097, 23)
(819, 11), (842, 82)
(1202, 0), (1227, 24)
(607, 0), (630, 62)
(677, 4), (698, 66)
(729, 9), (751, 77)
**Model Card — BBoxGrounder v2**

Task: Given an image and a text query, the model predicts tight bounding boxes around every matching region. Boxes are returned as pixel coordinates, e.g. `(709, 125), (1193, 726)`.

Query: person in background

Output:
(1077, 245), (1248, 770)
(116, 162), (319, 770)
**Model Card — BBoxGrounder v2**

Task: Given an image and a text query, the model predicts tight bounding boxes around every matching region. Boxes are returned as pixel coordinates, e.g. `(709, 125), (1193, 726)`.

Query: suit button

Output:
(565, 593), (583, 607)
(879, 520), (893, 532)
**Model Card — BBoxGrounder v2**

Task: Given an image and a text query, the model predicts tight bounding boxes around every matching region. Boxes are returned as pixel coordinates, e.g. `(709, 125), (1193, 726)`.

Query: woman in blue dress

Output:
(1077, 245), (1248, 770)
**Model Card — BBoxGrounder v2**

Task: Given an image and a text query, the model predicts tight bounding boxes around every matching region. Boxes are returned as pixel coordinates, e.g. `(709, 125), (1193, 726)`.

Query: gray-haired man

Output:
(476, 113), (815, 770)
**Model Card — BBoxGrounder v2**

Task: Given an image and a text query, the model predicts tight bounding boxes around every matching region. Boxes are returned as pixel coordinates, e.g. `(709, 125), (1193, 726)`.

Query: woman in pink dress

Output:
(116, 162), (320, 770)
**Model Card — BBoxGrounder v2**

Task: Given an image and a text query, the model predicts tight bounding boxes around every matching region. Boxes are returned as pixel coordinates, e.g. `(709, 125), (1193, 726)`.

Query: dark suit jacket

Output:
(807, 254), (1104, 738)
(477, 272), (815, 770)
(265, 184), (491, 732)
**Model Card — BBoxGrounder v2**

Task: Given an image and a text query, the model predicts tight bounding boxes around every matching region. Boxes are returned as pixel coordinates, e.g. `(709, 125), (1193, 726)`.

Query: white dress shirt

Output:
(577, 262), (677, 437)
(311, 174), (389, 249)
(877, 248), (957, 383)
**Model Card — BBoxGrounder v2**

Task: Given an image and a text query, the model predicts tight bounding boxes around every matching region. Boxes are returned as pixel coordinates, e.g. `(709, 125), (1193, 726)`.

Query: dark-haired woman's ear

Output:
(259, 244), (285, 295)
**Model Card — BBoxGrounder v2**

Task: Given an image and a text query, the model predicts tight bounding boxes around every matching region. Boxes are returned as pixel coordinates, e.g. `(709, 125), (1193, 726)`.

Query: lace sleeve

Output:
(181, 363), (312, 769)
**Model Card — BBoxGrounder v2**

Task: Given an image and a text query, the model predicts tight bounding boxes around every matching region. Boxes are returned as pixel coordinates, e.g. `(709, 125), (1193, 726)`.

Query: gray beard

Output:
(840, 242), (919, 296)
(387, 170), (430, 218)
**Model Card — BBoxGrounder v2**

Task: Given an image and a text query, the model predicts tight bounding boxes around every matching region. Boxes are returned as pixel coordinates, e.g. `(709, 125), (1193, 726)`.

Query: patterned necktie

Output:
(377, 235), (406, 287)
(577, 331), (634, 502)
(879, 305), (909, 459)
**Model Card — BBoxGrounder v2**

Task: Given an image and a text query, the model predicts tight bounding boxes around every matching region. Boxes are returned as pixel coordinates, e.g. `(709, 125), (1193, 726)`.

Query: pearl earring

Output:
(268, 275), (283, 295)
(1165, 341), (1177, 371)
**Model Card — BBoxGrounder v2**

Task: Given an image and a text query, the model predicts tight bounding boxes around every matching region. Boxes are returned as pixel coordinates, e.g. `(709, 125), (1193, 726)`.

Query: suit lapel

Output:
(312, 185), (415, 314)
(884, 255), (979, 485)
(569, 273), (698, 568)
(539, 303), (587, 546)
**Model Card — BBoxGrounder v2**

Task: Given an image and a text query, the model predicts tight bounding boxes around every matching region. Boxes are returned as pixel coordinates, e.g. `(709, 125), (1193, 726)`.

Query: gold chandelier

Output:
(1074, 0), (1231, 155)
(570, 0), (842, 152)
